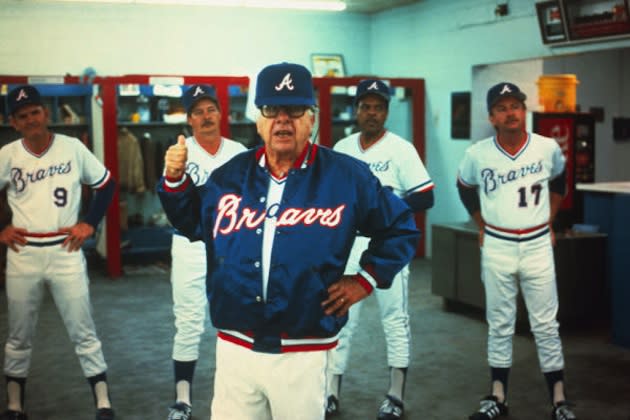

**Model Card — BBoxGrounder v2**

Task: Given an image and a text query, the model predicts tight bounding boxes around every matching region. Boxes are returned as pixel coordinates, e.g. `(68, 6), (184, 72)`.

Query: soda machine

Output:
(531, 112), (595, 231)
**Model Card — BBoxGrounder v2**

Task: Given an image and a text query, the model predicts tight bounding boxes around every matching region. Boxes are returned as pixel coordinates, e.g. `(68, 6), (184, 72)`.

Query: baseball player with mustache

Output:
(327, 79), (434, 420)
(0, 85), (116, 420)
(457, 82), (577, 420)
(165, 84), (246, 420)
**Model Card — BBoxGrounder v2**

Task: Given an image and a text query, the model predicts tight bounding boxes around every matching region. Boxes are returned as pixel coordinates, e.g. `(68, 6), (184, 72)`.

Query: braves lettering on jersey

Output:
(334, 130), (433, 199)
(158, 144), (419, 353)
(0, 134), (111, 236)
(457, 133), (565, 231)
(183, 136), (246, 187)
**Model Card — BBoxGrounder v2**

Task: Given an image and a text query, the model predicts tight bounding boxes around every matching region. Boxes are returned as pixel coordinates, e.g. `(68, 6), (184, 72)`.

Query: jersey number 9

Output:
(54, 187), (68, 207)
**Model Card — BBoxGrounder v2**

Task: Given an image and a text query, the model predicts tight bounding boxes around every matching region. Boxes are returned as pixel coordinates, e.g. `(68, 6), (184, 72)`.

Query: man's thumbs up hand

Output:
(164, 134), (188, 180)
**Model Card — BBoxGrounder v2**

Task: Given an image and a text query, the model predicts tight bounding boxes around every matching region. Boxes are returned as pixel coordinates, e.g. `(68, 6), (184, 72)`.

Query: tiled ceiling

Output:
(344, 0), (421, 14)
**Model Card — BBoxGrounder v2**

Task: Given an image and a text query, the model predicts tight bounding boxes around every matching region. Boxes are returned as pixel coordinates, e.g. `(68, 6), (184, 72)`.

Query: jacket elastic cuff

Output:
(354, 274), (374, 295)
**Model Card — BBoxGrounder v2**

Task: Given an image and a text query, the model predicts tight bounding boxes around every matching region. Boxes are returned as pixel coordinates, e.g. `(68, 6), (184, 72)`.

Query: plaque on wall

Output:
(536, 1), (568, 44)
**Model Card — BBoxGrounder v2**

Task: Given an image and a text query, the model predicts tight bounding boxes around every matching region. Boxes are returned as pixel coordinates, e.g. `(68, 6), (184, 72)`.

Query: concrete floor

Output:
(1, 259), (629, 420)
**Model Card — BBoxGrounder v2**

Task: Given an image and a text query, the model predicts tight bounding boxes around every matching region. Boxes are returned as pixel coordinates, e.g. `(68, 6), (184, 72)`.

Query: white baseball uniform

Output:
(330, 130), (433, 372)
(170, 136), (246, 361)
(457, 132), (566, 372)
(0, 133), (112, 378)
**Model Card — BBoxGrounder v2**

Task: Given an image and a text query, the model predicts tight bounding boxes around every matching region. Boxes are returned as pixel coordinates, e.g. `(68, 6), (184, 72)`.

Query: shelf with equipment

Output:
(536, 0), (630, 46)
(115, 82), (257, 148)
(99, 75), (251, 277)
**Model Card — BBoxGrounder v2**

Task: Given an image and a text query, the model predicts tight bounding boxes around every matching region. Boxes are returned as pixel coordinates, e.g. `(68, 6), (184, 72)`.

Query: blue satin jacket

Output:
(158, 143), (419, 353)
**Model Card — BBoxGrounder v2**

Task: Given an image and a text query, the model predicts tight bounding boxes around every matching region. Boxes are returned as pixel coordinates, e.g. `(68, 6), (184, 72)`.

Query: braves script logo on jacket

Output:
(213, 193), (345, 238)
(11, 161), (72, 193)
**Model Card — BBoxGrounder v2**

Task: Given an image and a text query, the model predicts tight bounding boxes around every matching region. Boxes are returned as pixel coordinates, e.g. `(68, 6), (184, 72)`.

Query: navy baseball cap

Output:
(254, 62), (316, 107)
(487, 82), (526, 112)
(182, 84), (219, 115)
(8, 85), (44, 115)
(355, 79), (390, 105)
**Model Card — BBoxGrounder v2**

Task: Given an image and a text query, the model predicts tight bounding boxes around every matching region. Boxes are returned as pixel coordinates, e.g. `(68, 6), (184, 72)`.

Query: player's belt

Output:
(217, 329), (339, 353)
(484, 223), (550, 242)
(24, 232), (68, 247)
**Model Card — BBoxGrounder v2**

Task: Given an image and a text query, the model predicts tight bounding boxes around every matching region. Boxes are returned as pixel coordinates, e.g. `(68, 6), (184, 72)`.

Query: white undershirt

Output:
(261, 176), (286, 301)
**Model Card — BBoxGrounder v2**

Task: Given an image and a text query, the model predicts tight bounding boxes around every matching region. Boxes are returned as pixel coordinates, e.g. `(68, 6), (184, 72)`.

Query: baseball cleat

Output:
(551, 401), (577, 420)
(2, 410), (27, 420)
(167, 402), (192, 420)
(95, 407), (115, 420)
(377, 394), (404, 420)
(468, 395), (508, 419)
(325, 395), (340, 418)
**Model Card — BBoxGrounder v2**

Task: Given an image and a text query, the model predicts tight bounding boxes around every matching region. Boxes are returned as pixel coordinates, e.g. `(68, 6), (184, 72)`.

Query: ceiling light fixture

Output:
(47, 0), (347, 11)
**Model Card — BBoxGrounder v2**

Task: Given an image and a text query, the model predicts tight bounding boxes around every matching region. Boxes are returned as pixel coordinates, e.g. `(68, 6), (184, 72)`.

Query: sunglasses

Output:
(260, 105), (314, 118)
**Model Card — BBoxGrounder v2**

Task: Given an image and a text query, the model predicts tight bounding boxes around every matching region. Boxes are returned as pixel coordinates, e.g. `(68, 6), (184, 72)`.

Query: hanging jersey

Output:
(457, 132), (565, 229)
(0, 133), (111, 233)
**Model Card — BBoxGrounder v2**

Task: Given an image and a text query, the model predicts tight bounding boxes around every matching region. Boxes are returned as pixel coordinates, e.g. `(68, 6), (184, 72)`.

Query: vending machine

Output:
(531, 112), (596, 231)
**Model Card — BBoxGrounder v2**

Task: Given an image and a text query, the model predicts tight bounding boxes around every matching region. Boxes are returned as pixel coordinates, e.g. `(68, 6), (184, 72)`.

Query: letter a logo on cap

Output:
(193, 85), (206, 97)
(275, 73), (295, 92)
(16, 89), (29, 102)
(499, 84), (512, 95)
(367, 81), (380, 91)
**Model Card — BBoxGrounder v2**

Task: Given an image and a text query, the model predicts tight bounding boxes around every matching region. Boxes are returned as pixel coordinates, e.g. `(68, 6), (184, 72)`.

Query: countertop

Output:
(576, 181), (630, 194)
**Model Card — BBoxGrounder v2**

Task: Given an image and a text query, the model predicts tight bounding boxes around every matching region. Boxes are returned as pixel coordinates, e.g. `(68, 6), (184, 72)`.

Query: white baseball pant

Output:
(170, 234), (209, 361)
(481, 232), (565, 372)
(211, 338), (327, 420)
(328, 237), (410, 374)
(3, 245), (107, 378)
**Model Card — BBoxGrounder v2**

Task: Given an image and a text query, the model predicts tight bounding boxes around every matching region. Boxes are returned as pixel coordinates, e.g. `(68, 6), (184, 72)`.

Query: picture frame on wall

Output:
(451, 91), (471, 139)
(311, 54), (346, 77)
(536, 1), (568, 44)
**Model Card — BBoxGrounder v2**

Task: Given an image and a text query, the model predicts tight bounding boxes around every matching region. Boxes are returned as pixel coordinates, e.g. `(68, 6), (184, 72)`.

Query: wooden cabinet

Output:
(431, 223), (609, 325)
(536, 0), (630, 45)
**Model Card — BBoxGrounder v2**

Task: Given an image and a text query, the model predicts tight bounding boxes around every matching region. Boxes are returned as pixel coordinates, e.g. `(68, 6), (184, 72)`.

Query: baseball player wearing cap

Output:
(165, 84), (246, 420)
(457, 82), (577, 420)
(157, 62), (419, 420)
(0, 85), (116, 420)
(327, 79), (434, 420)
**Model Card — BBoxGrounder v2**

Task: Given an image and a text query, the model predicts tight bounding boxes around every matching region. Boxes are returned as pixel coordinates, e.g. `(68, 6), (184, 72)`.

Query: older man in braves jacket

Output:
(157, 62), (419, 420)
